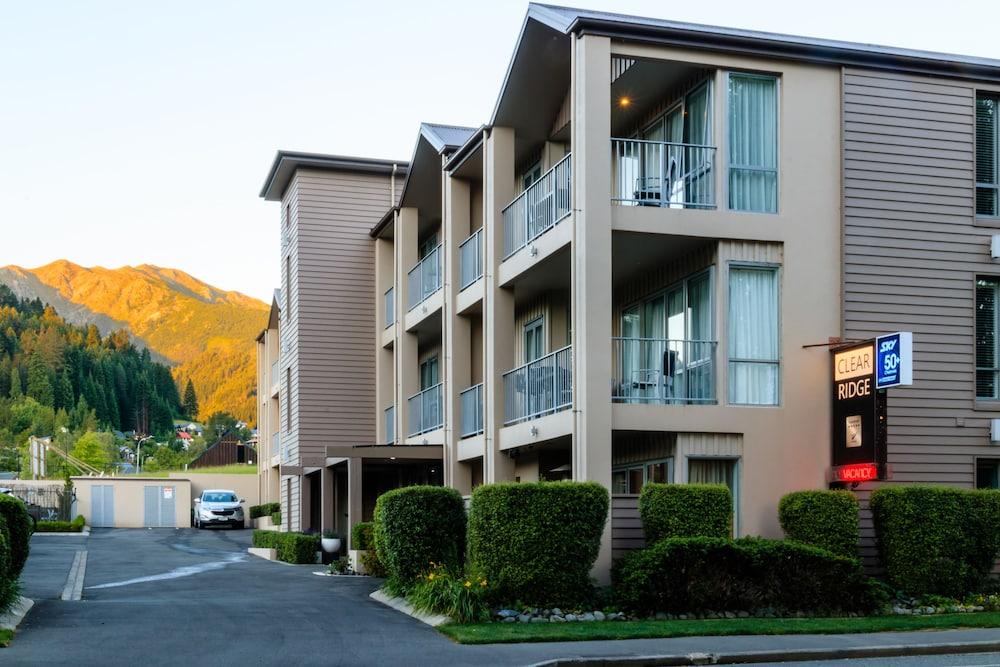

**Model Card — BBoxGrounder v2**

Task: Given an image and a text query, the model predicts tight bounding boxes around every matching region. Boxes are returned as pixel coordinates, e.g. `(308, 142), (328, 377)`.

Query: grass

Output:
(438, 612), (1000, 644)
(0, 629), (13, 647)
(133, 464), (257, 477)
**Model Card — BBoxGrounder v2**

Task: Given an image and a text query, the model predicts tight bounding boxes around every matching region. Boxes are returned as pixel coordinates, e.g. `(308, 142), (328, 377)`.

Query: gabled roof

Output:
(420, 123), (478, 153)
(260, 151), (408, 201)
(398, 123), (478, 212)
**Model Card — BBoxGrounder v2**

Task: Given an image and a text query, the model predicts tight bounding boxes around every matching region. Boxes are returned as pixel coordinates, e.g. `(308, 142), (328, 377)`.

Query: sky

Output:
(1, 0), (998, 302)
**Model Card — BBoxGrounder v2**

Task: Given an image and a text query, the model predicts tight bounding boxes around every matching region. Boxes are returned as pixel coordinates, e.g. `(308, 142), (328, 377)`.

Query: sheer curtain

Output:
(728, 74), (778, 213)
(728, 267), (779, 404)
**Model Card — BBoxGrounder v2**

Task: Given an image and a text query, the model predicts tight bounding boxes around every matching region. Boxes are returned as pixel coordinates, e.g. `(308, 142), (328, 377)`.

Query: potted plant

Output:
(320, 530), (342, 554)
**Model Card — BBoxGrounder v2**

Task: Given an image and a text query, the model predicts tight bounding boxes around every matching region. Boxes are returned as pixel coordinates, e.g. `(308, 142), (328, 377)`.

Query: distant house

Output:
(188, 431), (255, 469)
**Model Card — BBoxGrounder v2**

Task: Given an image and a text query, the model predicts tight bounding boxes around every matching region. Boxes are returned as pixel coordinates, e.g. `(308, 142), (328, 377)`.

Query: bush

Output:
(361, 549), (387, 577)
(406, 562), (490, 623)
(613, 536), (881, 615)
(639, 483), (731, 544)
(0, 516), (15, 615)
(0, 495), (33, 578)
(270, 511), (281, 526)
(467, 481), (609, 607)
(352, 521), (375, 551)
(871, 486), (1000, 597)
(251, 529), (319, 564)
(779, 490), (859, 559)
(249, 502), (281, 520)
(72, 515), (85, 530)
(373, 486), (466, 591)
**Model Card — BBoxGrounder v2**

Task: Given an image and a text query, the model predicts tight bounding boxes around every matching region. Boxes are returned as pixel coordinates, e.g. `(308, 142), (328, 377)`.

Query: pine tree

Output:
(9, 363), (22, 399)
(183, 379), (199, 419)
(26, 351), (54, 406)
(57, 369), (74, 410)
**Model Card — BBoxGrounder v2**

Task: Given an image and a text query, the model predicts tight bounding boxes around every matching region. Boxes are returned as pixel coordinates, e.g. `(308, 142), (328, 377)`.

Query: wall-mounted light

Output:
(530, 426), (539, 437)
(618, 96), (631, 108)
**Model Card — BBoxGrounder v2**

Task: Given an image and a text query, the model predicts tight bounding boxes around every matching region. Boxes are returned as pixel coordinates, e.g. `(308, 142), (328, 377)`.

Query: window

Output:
(977, 459), (1000, 488)
(728, 266), (780, 405)
(284, 256), (292, 322)
(728, 74), (778, 213)
(689, 458), (738, 533)
(420, 356), (439, 390)
(977, 277), (1000, 398)
(612, 459), (673, 494)
(418, 232), (439, 260)
(522, 161), (542, 190)
(977, 93), (999, 217)
(524, 317), (545, 363)
(285, 368), (291, 432)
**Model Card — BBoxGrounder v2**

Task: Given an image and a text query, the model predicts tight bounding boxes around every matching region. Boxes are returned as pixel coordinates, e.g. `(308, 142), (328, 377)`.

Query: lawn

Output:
(0, 629), (13, 647)
(439, 612), (1000, 644)
(136, 464), (257, 477)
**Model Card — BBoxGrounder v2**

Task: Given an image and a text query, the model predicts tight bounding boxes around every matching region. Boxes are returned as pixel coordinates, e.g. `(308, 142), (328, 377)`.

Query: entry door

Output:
(143, 485), (176, 527)
(91, 485), (114, 527)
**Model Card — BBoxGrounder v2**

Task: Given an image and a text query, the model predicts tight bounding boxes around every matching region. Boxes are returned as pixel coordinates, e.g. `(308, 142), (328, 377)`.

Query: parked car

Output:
(193, 489), (245, 529)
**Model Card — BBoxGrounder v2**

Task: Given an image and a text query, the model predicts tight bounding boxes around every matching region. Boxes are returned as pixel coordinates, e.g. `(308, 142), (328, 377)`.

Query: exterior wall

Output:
(73, 478), (192, 528)
(168, 472), (260, 513)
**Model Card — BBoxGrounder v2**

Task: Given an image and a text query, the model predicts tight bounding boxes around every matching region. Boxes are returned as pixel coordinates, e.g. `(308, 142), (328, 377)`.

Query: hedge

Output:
(870, 486), (1000, 597)
(613, 536), (882, 615)
(639, 483), (731, 544)
(270, 511), (281, 526)
(373, 486), (466, 590)
(249, 502), (280, 520)
(35, 515), (86, 533)
(779, 490), (859, 559)
(352, 521), (375, 551)
(468, 481), (609, 607)
(251, 529), (319, 564)
(0, 495), (33, 579)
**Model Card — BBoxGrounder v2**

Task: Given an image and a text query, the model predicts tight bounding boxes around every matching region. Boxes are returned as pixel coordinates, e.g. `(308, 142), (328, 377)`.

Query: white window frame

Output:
(523, 316), (545, 364)
(687, 456), (740, 535)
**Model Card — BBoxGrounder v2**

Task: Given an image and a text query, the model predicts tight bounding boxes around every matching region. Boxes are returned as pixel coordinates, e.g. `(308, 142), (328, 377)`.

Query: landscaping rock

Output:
(565, 613), (577, 622)
(530, 616), (548, 623)
(551, 608), (562, 616)
(593, 611), (605, 621)
(579, 612), (596, 622)
(497, 609), (519, 619)
(550, 615), (566, 622)
(654, 612), (668, 621)
(517, 614), (531, 623)
(737, 611), (750, 618)
(724, 611), (736, 619)
(502, 617), (516, 623)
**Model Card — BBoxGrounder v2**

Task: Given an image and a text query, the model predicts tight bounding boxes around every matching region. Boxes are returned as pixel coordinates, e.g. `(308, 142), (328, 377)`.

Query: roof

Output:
(260, 151), (408, 201)
(444, 125), (487, 173)
(420, 123), (478, 153)
(523, 3), (1000, 81)
(396, 122), (478, 213)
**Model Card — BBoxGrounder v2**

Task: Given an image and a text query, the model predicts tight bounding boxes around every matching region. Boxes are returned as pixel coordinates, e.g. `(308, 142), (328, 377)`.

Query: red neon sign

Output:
(834, 463), (878, 483)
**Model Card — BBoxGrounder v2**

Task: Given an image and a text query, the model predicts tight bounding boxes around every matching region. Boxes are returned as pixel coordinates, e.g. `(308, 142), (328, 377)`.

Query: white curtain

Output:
(728, 267), (779, 404)
(728, 75), (778, 213)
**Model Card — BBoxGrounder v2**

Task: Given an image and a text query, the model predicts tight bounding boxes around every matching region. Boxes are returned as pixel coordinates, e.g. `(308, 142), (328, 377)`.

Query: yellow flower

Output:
(479, 579), (487, 587)
(427, 573), (436, 581)
(464, 581), (472, 588)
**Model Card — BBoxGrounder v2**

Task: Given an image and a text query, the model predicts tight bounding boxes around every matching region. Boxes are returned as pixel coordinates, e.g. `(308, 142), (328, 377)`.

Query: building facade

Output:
(257, 4), (1000, 572)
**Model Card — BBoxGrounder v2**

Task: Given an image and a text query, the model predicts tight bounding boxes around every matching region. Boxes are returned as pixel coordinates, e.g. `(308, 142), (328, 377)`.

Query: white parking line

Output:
(60, 550), (87, 601)
(86, 553), (247, 590)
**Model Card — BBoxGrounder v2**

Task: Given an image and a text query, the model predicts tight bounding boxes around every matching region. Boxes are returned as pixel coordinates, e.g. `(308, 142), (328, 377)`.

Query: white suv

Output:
(194, 489), (245, 529)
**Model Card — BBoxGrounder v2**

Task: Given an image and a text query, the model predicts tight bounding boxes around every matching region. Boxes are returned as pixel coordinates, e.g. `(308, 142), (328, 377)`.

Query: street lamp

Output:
(135, 435), (153, 474)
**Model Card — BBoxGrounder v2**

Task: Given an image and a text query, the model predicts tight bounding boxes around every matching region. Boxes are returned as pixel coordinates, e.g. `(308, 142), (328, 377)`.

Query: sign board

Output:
(831, 342), (886, 480)
(163, 486), (174, 500)
(875, 332), (913, 389)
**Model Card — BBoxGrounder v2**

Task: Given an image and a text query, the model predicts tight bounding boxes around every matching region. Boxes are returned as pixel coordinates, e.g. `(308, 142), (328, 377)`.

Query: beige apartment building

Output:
(258, 4), (1000, 571)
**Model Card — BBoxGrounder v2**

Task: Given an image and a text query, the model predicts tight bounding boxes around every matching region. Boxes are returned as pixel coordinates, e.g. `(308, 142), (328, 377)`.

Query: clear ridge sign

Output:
(875, 332), (913, 389)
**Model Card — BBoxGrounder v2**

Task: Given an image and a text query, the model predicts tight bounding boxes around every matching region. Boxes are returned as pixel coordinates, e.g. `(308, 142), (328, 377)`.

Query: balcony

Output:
(502, 154), (571, 259)
(384, 405), (395, 444)
(385, 287), (395, 327)
(611, 338), (717, 404)
(407, 383), (443, 437)
(270, 360), (279, 397)
(459, 383), (484, 438)
(503, 346), (572, 426)
(274, 432), (285, 464)
(459, 229), (483, 290)
(407, 245), (442, 311)
(611, 139), (716, 209)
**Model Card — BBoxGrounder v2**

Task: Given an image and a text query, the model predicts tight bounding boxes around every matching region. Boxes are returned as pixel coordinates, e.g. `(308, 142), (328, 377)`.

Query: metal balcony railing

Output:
(459, 383), (484, 438)
(611, 139), (716, 209)
(503, 346), (572, 426)
(459, 228), (483, 290)
(502, 153), (572, 259)
(384, 405), (395, 444)
(385, 287), (395, 327)
(611, 338), (717, 404)
(407, 383), (443, 436)
(407, 245), (442, 310)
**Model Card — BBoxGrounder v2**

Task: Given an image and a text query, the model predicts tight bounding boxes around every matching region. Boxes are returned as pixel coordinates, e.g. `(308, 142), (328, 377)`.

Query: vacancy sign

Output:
(875, 332), (913, 389)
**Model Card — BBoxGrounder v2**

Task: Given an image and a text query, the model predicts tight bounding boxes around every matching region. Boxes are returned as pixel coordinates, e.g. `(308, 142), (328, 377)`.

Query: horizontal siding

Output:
(611, 494), (644, 560)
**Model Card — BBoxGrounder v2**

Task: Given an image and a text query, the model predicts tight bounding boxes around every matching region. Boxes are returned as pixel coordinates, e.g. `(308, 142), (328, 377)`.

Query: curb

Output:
(528, 639), (1000, 666)
(60, 550), (88, 601)
(31, 527), (90, 537)
(0, 596), (34, 632)
(369, 589), (450, 627)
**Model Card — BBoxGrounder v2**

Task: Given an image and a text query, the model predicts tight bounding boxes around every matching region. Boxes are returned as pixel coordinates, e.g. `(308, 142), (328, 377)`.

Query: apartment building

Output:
(255, 291), (281, 507)
(259, 4), (1000, 572)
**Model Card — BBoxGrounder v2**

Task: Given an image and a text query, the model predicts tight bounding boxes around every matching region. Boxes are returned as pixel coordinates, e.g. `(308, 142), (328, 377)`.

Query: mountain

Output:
(0, 260), (269, 423)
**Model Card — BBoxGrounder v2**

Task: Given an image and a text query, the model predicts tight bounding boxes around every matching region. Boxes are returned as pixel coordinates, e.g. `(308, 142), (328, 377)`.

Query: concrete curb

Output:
(60, 550), (87, 601)
(369, 589), (450, 627)
(0, 596), (34, 632)
(32, 526), (90, 537)
(527, 639), (1000, 666)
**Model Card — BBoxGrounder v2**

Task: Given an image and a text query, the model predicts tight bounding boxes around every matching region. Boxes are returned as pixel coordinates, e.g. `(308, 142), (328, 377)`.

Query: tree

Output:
(204, 411), (237, 440)
(56, 370), (74, 410)
(26, 351), (54, 407)
(182, 379), (199, 419)
(71, 431), (112, 470)
(8, 364), (21, 399)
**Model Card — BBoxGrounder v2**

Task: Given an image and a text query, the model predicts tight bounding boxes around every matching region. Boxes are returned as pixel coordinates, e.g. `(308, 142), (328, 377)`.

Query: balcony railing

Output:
(459, 383), (484, 438)
(385, 287), (395, 327)
(270, 360), (279, 389)
(459, 228), (483, 290)
(503, 346), (572, 426)
(611, 139), (716, 209)
(274, 432), (285, 463)
(407, 244), (442, 310)
(384, 405), (395, 444)
(611, 338), (717, 404)
(407, 383), (443, 436)
(502, 153), (572, 259)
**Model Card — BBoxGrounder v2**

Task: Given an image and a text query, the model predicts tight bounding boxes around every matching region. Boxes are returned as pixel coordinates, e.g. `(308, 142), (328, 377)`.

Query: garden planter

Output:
(321, 537), (342, 553)
(348, 549), (367, 574)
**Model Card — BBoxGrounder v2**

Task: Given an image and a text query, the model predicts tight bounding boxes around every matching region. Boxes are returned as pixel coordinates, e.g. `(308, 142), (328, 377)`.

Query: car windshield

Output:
(203, 492), (237, 503)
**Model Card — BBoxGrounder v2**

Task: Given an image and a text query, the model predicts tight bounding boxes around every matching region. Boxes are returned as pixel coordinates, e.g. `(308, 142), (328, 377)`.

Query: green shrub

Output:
(406, 563), (490, 623)
(35, 521), (76, 533)
(251, 529), (319, 564)
(639, 483), (731, 544)
(779, 490), (859, 559)
(249, 502), (281, 520)
(612, 536), (881, 615)
(0, 495), (33, 578)
(0, 516), (14, 615)
(373, 486), (466, 591)
(72, 515), (85, 530)
(252, 529), (280, 549)
(352, 521), (375, 551)
(361, 549), (387, 577)
(467, 481), (609, 607)
(270, 510), (281, 526)
(871, 486), (1000, 597)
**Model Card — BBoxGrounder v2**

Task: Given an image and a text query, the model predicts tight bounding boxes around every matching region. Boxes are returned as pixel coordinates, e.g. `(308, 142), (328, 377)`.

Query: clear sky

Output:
(0, 0), (996, 302)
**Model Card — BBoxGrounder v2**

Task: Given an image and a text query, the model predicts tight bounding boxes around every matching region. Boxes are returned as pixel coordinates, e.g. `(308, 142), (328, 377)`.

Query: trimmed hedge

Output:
(871, 486), (1000, 597)
(0, 495), (33, 578)
(373, 486), (466, 589)
(613, 536), (881, 615)
(352, 521), (374, 551)
(249, 502), (280, 520)
(779, 490), (859, 559)
(639, 483), (731, 543)
(251, 529), (319, 564)
(0, 516), (12, 614)
(468, 481), (609, 607)
(35, 515), (86, 533)
(270, 511), (281, 526)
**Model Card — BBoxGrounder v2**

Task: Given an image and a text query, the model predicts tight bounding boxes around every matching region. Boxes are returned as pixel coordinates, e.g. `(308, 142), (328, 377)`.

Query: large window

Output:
(977, 93), (999, 217)
(976, 277), (1000, 398)
(612, 459), (673, 495)
(977, 459), (1000, 488)
(728, 266), (780, 405)
(523, 317), (545, 363)
(728, 74), (778, 213)
(420, 355), (439, 390)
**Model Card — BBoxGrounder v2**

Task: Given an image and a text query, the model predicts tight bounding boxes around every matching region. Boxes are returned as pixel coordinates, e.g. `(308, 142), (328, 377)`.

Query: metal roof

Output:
(420, 123), (478, 153)
(259, 151), (408, 201)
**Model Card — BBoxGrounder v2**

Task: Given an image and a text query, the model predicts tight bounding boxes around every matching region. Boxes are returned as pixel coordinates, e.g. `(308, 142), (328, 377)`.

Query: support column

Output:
(320, 466), (335, 532)
(346, 457), (363, 548)
(483, 127), (517, 483)
(572, 33), (614, 583)
(396, 208), (420, 441)
(375, 234), (395, 444)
